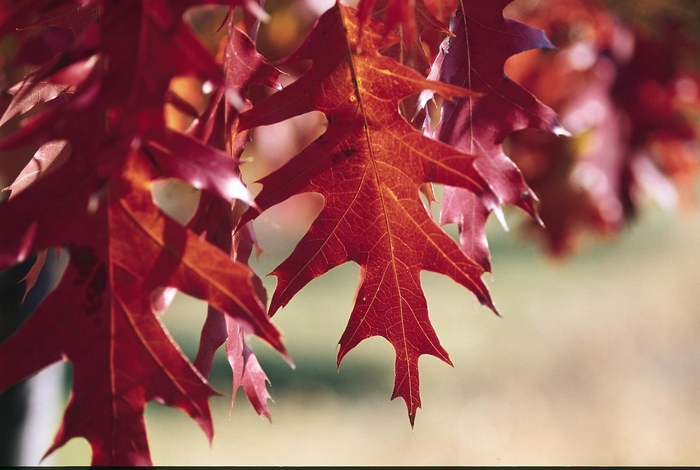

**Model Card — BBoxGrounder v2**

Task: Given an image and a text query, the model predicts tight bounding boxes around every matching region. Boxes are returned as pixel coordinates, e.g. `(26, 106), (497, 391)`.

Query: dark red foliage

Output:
(0, 0), (697, 465)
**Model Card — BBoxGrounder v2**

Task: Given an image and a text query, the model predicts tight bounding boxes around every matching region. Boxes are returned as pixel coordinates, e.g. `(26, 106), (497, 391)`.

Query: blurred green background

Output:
(49, 201), (700, 466)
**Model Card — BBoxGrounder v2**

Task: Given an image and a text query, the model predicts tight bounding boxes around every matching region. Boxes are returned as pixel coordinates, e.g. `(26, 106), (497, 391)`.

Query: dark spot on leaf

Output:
(426, 164), (437, 180)
(72, 247), (97, 283)
(332, 148), (358, 165)
(83, 262), (107, 317)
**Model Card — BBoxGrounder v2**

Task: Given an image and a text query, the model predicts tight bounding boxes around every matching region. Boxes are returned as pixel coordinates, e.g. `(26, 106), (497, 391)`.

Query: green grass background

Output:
(52, 203), (700, 466)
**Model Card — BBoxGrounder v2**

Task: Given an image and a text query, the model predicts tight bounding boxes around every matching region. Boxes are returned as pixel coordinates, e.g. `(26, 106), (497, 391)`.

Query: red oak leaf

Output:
(238, 2), (495, 424)
(186, 21), (279, 420)
(358, 0), (420, 49)
(0, 146), (285, 465)
(356, 0), (451, 76)
(188, 193), (275, 420)
(430, 0), (565, 270)
(0, 0), (286, 464)
(357, 0), (450, 50)
(194, 265), (274, 422)
(23, 0), (99, 36)
(4, 140), (70, 197)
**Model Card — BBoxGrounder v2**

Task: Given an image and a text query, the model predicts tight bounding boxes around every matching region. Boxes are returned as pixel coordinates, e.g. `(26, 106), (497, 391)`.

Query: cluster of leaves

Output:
(504, 0), (700, 254)
(0, 0), (697, 465)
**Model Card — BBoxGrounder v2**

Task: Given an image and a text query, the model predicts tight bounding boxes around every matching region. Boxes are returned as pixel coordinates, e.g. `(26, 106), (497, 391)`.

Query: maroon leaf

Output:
(430, 0), (566, 269)
(0, 1), (286, 464)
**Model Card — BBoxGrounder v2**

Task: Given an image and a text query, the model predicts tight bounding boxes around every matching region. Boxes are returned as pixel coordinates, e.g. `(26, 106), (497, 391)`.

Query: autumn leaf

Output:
(503, 0), (700, 255)
(189, 192), (276, 420)
(195, 302), (274, 419)
(0, 145), (284, 465)
(1, 1), (698, 466)
(185, 21), (279, 420)
(238, 1), (496, 424)
(357, 0), (451, 50)
(0, 0), (286, 464)
(355, 0), (451, 81)
(23, 0), (99, 36)
(429, 0), (566, 269)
